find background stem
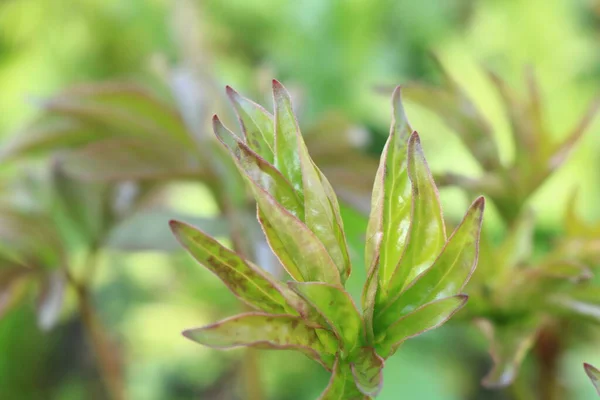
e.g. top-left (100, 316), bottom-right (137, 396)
top-left (76, 285), bottom-right (125, 400)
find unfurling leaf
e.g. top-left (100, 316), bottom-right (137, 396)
top-left (183, 312), bottom-right (337, 368)
top-left (177, 81), bottom-right (484, 399)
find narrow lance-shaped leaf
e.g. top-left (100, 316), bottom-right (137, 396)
top-left (273, 81), bottom-right (351, 282)
top-left (350, 347), bottom-right (384, 397)
top-left (289, 282), bottom-right (363, 354)
top-left (213, 117), bottom-right (304, 219)
top-left (213, 116), bottom-right (340, 284)
top-left (365, 87), bottom-right (413, 284)
top-left (183, 312), bottom-right (338, 369)
top-left (376, 295), bottom-right (468, 359)
top-left (363, 87), bottom-right (412, 342)
top-left (387, 132), bottom-right (446, 296)
top-left (226, 86), bottom-right (275, 163)
top-left (273, 80), bottom-right (304, 196)
top-left (376, 197), bottom-right (484, 329)
top-left (584, 363), bottom-right (600, 396)
top-left (170, 220), bottom-right (294, 314)
top-left (255, 194), bottom-right (341, 284)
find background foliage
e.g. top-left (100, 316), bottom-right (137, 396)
top-left (2, 0), bottom-right (600, 399)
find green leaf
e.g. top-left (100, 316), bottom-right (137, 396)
top-left (272, 81), bottom-right (351, 282)
top-left (350, 347), bottom-right (384, 397)
top-left (0, 118), bottom-right (105, 161)
top-left (226, 86), bottom-right (275, 163)
top-left (365, 86), bottom-right (413, 283)
top-left (170, 220), bottom-right (296, 314)
top-left (387, 132), bottom-right (446, 296)
top-left (477, 317), bottom-right (541, 388)
top-left (376, 197), bottom-right (484, 330)
top-left (376, 295), bottom-right (468, 359)
top-left (256, 203), bottom-right (341, 284)
top-left (319, 357), bottom-right (366, 400)
top-left (363, 87), bottom-right (412, 341)
top-left (43, 82), bottom-right (194, 147)
top-left (62, 137), bottom-right (203, 181)
top-left (273, 80), bottom-right (304, 196)
top-left (183, 312), bottom-right (337, 369)
top-left (288, 282), bottom-right (363, 354)
top-left (584, 363), bottom-right (600, 396)
top-left (213, 117), bottom-right (304, 219)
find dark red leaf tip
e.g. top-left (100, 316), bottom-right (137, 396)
top-left (272, 79), bottom-right (285, 91)
top-left (168, 219), bottom-right (182, 232)
top-left (408, 130), bottom-right (421, 146)
top-left (225, 85), bottom-right (238, 98)
top-left (473, 196), bottom-right (486, 210)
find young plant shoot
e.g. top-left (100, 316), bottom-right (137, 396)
top-left (170, 81), bottom-right (484, 399)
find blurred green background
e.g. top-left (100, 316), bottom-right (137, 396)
top-left (2, 0), bottom-right (600, 398)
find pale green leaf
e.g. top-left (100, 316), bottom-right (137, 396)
top-left (387, 132), bottom-right (446, 295)
top-left (584, 363), bottom-right (600, 396)
top-left (183, 312), bottom-right (337, 369)
top-left (213, 117), bottom-right (304, 219)
top-left (226, 86), bottom-right (275, 163)
top-left (376, 295), bottom-right (468, 359)
top-left (376, 197), bottom-right (484, 329)
top-left (272, 81), bottom-right (351, 282)
top-left (170, 220), bottom-right (296, 314)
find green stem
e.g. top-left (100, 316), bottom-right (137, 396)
top-left (66, 252), bottom-right (124, 400)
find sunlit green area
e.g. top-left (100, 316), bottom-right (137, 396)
top-left (2, 0), bottom-right (600, 399)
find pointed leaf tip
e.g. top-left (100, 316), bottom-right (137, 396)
top-left (168, 219), bottom-right (181, 232)
top-left (585, 363), bottom-right (600, 395)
